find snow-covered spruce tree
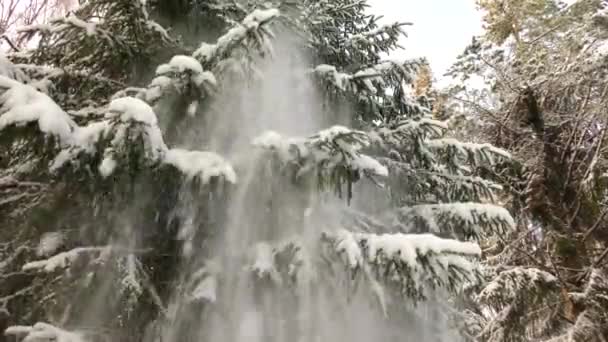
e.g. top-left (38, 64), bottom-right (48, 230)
top-left (447, 0), bottom-right (608, 341)
top-left (1, 1), bottom-right (512, 341)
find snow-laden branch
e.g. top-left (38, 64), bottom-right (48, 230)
top-left (253, 126), bottom-right (388, 179)
top-left (22, 246), bottom-right (109, 273)
top-left (477, 267), bottom-right (558, 309)
top-left (476, 267), bottom-right (560, 341)
top-left (193, 8), bottom-right (280, 67)
top-left (0, 78), bottom-right (236, 184)
top-left (18, 15), bottom-right (102, 37)
top-left (228, 229), bottom-right (480, 301)
top-left (16, 0), bottom-right (172, 45)
top-left (113, 55), bottom-right (217, 107)
top-left (391, 202), bottom-right (515, 239)
top-left (344, 22), bottom-right (410, 48)
top-left (164, 149), bottom-right (237, 184)
top-left (0, 75), bottom-right (76, 144)
top-left (369, 116), bottom-right (448, 146)
top-left (323, 229), bottom-right (482, 299)
top-left (427, 138), bottom-right (511, 164)
top-left (379, 159), bottom-right (503, 202)
top-left (313, 60), bottom-right (410, 94)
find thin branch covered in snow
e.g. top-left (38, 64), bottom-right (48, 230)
top-left (427, 138), bottom-right (511, 165)
top-left (193, 8), bottom-right (280, 67)
top-left (391, 202), bottom-right (515, 238)
top-left (323, 229), bottom-right (482, 300)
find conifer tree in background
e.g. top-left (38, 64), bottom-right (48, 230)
top-left (448, 0), bottom-right (608, 341)
top-left (1, 0), bottom-right (513, 341)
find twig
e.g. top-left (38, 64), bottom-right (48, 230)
top-left (583, 209), bottom-right (607, 241)
top-left (450, 96), bottom-right (521, 135)
top-left (1, 34), bottom-right (19, 51)
top-left (524, 23), bottom-right (565, 46)
top-left (594, 247), bottom-right (608, 267)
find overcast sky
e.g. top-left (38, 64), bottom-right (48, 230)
top-left (368, 0), bottom-right (484, 81)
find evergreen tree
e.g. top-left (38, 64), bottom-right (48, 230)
top-left (448, 0), bottom-right (608, 340)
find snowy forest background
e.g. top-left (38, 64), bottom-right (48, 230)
top-left (0, 0), bottom-right (607, 341)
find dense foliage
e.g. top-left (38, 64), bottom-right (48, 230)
top-left (447, 0), bottom-right (608, 340)
top-left (0, 1), bottom-right (522, 342)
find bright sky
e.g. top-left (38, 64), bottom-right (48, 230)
top-left (368, 0), bottom-right (484, 82)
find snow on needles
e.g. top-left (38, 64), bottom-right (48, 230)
top-left (0, 54), bottom-right (27, 82)
top-left (253, 127), bottom-right (388, 177)
top-left (108, 97), bottom-right (158, 125)
top-left (328, 229), bottom-right (481, 286)
top-left (151, 55), bottom-right (216, 103)
top-left (252, 130), bottom-right (305, 161)
top-left (96, 97), bottom-right (166, 177)
top-left (395, 202), bottom-right (516, 236)
top-left (427, 138), bottom-right (511, 160)
top-left (5, 323), bottom-right (84, 342)
top-left (157, 55), bottom-right (204, 75)
top-left (352, 154), bottom-right (388, 177)
top-left (104, 98), bottom-right (236, 184)
top-left (0, 76), bottom-right (75, 144)
top-left (477, 267), bottom-right (558, 306)
top-left (331, 229), bottom-right (481, 265)
top-left (164, 148), bottom-right (237, 184)
top-left (193, 8), bottom-right (280, 62)
top-left (363, 232), bottom-right (481, 261)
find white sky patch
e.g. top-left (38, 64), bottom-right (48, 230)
top-left (368, 0), bottom-right (483, 85)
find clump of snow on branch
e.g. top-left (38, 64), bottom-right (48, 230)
top-left (329, 229), bottom-right (481, 268)
top-left (5, 323), bottom-right (84, 342)
top-left (0, 76), bottom-right (75, 143)
top-left (164, 149), bottom-right (237, 184)
top-left (313, 64), bottom-right (352, 90)
top-left (157, 55), bottom-right (204, 75)
top-left (252, 131), bottom-right (304, 159)
top-left (23, 247), bottom-right (108, 273)
top-left (155, 55), bottom-right (216, 88)
top-left (96, 97), bottom-right (166, 177)
top-left (119, 54), bottom-right (217, 107)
